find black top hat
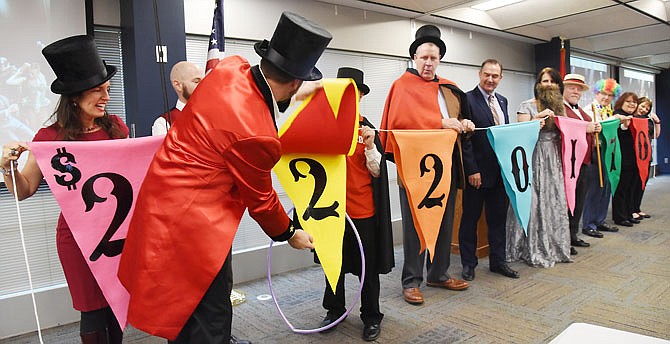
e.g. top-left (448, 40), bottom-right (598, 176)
top-left (255, 12), bottom-right (332, 81)
top-left (42, 35), bottom-right (116, 95)
top-left (409, 25), bottom-right (446, 60)
top-left (337, 67), bottom-right (369, 95)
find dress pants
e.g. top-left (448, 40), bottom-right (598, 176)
top-left (400, 174), bottom-right (457, 289)
top-left (458, 180), bottom-right (508, 268)
top-left (170, 252), bottom-right (233, 344)
top-left (630, 167), bottom-right (646, 214)
top-left (322, 217), bottom-right (383, 325)
top-left (582, 151), bottom-right (611, 230)
top-left (568, 164), bottom-right (589, 241)
top-left (612, 167), bottom-right (638, 223)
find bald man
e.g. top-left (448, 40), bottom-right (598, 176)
top-left (151, 61), bottom-right (204, 135)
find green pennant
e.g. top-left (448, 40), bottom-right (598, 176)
top-left (599, 118), bottom-right (622, 194)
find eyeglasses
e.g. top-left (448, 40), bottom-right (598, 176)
top-left (598, 92), bottom-right (614, 98)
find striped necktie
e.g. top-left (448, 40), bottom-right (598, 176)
top-left (488, 95), bottom-right (500, 125)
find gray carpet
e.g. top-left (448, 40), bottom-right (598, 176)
top-left (4, 176), bottom-right (669, 343)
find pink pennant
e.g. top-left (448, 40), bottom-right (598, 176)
top-left (28, 135), bottom-right (164, 329)
top-left (555, 117), bottom-right (589, 215)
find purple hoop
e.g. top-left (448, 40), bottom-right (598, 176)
top-left (266, 207), bottom-right (366, 334)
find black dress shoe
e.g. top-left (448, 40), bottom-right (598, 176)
top-left (230, 335), bottom-right (252, 344)
top-left (362, 323), bottom-right (381, 341)
top-left (596, 224), bottom-right (619, 232)
top-left (570, 247), bottom-right (578, 255)
top-left (571, 239), bottom-right (590, 247)
top-left (319, 314), bottom-right (341, 333)
top-left (628, 218), bottom-right (640, 224)
top-left (615, 220), bottom-right (634, 227)
top-left (462, 265), bottom-right (475, 281)
top-left (490, 263), bottom-right (519, 278)
top-left (582, 228), bottom-right (604, 238)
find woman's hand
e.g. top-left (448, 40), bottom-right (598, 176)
top-left (1, 142), bottom-right (29, 169)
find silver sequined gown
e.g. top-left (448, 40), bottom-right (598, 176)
top-left (505, 99), bottom-right (571, 268)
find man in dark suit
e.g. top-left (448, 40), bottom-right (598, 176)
top-left (458, 59), bottom-right (519, 281)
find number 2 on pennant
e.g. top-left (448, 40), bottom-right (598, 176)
top-left (288, 158), bottom-right (339, 221)
top-left (418, 153), bottom-right (445, 209)
top-left (81, 173), bottom-right (133, 262)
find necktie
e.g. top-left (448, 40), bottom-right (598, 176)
top-left (488, 95), bottom-right (500, 125)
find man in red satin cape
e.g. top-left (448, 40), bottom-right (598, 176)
top-left (119, 12), bottom-right (331, 344)
top-left (379, 24), bottom-right (474, 306)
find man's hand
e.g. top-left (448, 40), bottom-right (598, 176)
top-left (361, 126), bottom-right (376, 149)
top-left (442, 118), bottom-right (464, 132)
top-left (468, 173), bottom-right (482, 189)
top-left (586, 122), bottom-right (601, 133)
top-left (288, 230), bottom-right (314, 250)
top-left (460, 119), bottom-right (475, 133)
top-left (295, 80), bottom-right (323, 101)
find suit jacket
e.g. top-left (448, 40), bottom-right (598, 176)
top-left (463, 86), bottom-right (508, 188)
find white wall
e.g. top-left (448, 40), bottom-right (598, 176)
top-left (183, 0), bottom-right (535, 73)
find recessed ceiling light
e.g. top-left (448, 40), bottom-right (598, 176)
top-left (471, 0), bottom-right (523, 11)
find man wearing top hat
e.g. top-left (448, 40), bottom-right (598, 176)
top-left (562, 73), bottom-right (602, 250)
top-left (316, 67), bottom-right (393, 341)
top-left (379, 24), bottom-right (474, 305)
top-left (119, 12), bottom-right (332, 343)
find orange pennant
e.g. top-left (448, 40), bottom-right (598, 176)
top-left (389, 130), bottom-right (457, 261)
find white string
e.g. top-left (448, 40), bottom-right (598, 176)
top-left (9, 161), bottom-right (44, 344)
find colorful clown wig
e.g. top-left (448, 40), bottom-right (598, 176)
top-left (593, 78), bottom-right (622, 98)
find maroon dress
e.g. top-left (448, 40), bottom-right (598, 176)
top-left (32, 115), bottom-right (128, 312)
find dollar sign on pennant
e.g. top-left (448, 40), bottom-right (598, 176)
top-left (51, 147), bottom-right (82, 191)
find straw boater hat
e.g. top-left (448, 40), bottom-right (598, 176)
top-left (254, 11), bottom-right (332, 81)
top-left (563, 73), bottom-right (589, 91)
top-left (337, 67), bottom-right (369, 95)
top-left (409, 24), bottom-right (446, 60)
top-left (42, 35), bottom-right (116, 95)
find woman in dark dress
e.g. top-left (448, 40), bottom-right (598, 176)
top-left (611, 92), bottom-right (637, 227)
top-left (1, 35), bottom-right (128, 343)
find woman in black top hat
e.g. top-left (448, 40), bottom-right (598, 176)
top-left (1, 35), bottom-right (128, 343)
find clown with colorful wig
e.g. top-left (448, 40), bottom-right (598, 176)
top-left (581, 78), bottom-right (623, 236)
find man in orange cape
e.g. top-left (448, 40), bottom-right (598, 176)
top-left (379, 24), bottom-right (474, 306)
top-left (118, 12), bottom-right (331, 343)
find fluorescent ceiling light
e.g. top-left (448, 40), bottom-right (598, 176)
top-left (471, 0), bottom-right (523, 11)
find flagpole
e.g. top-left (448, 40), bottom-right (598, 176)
top-left (592, 103), bottom-right (604, 188)
top-left (151, 0), bottom-right (171, 126)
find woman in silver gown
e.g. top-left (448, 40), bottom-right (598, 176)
top-left (506, 67), bottom-right (572, 268)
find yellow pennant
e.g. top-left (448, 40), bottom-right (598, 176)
top-left (389, 130), bottom-right (457, 261)
top-left (274, 153), bottom-right (347, 292)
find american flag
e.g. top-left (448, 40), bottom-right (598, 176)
top-left (205, 0), bottom-right (224, 73)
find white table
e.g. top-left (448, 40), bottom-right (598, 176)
top-left (549, 323), bottom-right (669, 344)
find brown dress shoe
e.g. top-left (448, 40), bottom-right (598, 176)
top-left (426, 278), bottom-right (469, 291)
top-left (402, 287), bottom-right (424, 305)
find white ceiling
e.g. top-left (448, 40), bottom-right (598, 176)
top-left (316, 0), bottom-right (670, 70)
